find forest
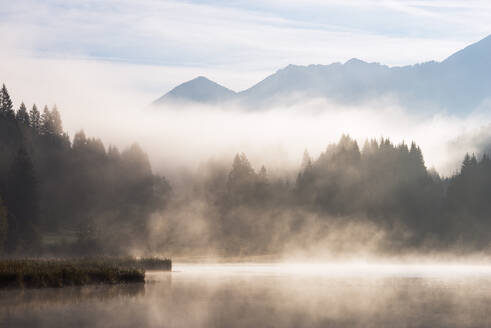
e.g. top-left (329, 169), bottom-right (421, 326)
top-left (1, 83), bottom-right (491, 257)
top-left (0, 84), bottom-right (171, 255)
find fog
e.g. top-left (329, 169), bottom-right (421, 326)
top-left (4, 4), bottom-right (491, 328)
top-left (4, 47), bottom-right (491, 261)
top-left (3, 49), bottom-right (491, 181)
top-left (4, 267), bottom-right (491, 328)
top-left (29, 90), bottom-right (491, 179)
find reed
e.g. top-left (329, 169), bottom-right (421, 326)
top-left (0, 257), bottom-right (171, 288)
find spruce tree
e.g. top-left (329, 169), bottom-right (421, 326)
top-left (0, 84), bottom-right (15, 119)
top-left (227, 153), bottom-right (256, 204)
top-left (29, 104), bottom-right (41, 131)
top-left (40, 105), bottom-right (52, 135)
top-left (73, 130), bottom-right (88, 149)
top-left (50, 105), bottom-right (63, 135)
top-left (409, 141), bottom-right (426, 173)
top-left (16, 102), bottom-right (30, 126)
top-left (461, 153), bottom-right (473, 174)
top-left (301, 149), bottom-right (312, 170)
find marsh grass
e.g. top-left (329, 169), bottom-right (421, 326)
top-left (0, 257), bottom-right (171, 288)
top-left (135, 257), bottom-right (172, 271)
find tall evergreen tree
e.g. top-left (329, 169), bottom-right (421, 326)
top-left (50, 105), bottom-right (63, 135)
top-left (301, 149), bottom-right (312, 170)
top-left (40, 105), bottom-right (52, 135)
top-left (0, 84), bottom-right (15, 119)
top-left (29, 104), bottom-right (41, 131)
top-left (461, 153), bottom-right (474, 173)
top-left (73, 130), bottom-right (88, 149)
top-left (226, 153), bottom-right (256, 204)
top-left (16, 102), bottom-right (30, 126)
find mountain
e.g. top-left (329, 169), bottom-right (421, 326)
top-left (154, 76), bottom-right (236, 105)
top-left (154, 35), bottom-right (491, 113)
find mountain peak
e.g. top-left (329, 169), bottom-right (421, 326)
top-left (154, 34), bottom-right (491, 113)
top-left (191, 76), bottom-right (212, 82)
top-left (443, 34), bottom-right (491, 65)
top-left (344, 58), bottom-right (366, 66)
top-left (153, 76), bottom-right (236, 105)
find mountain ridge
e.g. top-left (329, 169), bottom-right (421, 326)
top-left (154, 35), bottom-right (491, 113)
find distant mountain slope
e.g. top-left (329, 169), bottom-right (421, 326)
top-left (154, 76), bottom-right (236, 105)
top-left (154, 35), bottom-right (491, 113)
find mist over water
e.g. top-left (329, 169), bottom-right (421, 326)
top-left (3, 3), bottom-right (491, 327)
top-left (3, 264), bottom-right (491, 328)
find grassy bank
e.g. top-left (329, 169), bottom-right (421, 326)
top-left (134, 257), bottom-right (172, 271)
top-left (0, 257), bottom-right (171, 288)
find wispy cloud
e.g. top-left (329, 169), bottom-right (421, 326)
top-left (1, 0), bottom-right (488, 75)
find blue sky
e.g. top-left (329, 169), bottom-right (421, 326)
top-left (1, 0), bottom-right (490, 91)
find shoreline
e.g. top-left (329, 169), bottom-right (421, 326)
top-left (0, 258), bottom-right (171, 289)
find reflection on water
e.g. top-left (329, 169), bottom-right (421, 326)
top-left (2, 263), bottom-right (491, 327)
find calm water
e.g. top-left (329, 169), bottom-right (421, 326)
top-left (2, 263), bottom-right (491, 328)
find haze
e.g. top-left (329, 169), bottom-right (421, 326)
top-left (2, 3), bottom-right (491, 327)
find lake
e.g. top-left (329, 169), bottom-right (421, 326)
top-left (2, 263), bottom-right (491, 327)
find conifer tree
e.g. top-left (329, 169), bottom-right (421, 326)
top-left (40, 105), bottom-right (52, 135)
top-left (16, 102), bottom-right (30, 126)
top-left (258, 165), bottom-right (268, 181)
top-left (461, 153), bottom-right (473, 173)
top-left (29, 104), bottom-right (41, 131)
top-left (50, 105), bottom-right (63, 135)
top-left (0, 84), bottom-right (15, 119)
top-left (256, 165), bottom-right (271, 202)
top-left (107, 145), bottom-right (121, 160)
top-left (301, 149), bottom-right (312, 170)
top-left (227, 153), bottom-right (256, 204)
top-left (73, 130), bottom-right (88, 149)
top-left (409, 141), bottom-right (426, 173)
top-left (470, 153), bottom-right (478, 166)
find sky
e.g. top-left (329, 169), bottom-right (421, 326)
top-left (1, 0), bottom-right (490, 94)
top-left (1, 0), bottom-right (491, 176)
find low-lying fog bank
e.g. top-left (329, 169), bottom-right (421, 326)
top-left (2, 83), bottom-right (491, 260)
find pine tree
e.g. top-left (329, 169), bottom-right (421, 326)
top-left (461, 153), bottom-right (473, 174)
top-left (301, 149), bottom-right (312, 170)
top-left (73, 130), bottom-right (88, 149)
top-left (16, 102), bottom-right (30, 126)
top-left (50, 105), bottom-right (63, 135)
top-left (107, 145), bottom-right (121, 160)
top-left (226, 153), bottom-right (256, 204)
top-left (29, 104), bottom-right (41, 131)
top-left (0, 84), bottom-right (15, 119)
top-left (258, 165), bottom-right (268, 181)
top-left (255, 165), bottom-right (271, 202)
top-left (40, 105), bottom-right (52, 135)
top-left (229, 153), bottom-right (255, 184)
top-left (409, 141), bottom-right (426, 173)
top-left (470, 153), bottom-right (478, 166)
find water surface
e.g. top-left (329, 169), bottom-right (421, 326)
top-left (2, 263), bottom-right (491, 327)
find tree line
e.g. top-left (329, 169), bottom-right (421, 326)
top-left (2, 83), bottom-right (491, 257)
top-left (0, 84), bottom-right (171, 255)
top-left (193, 138), bottom-right (491, 255)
